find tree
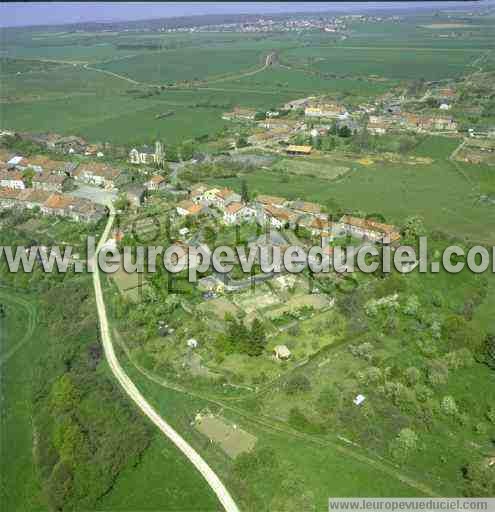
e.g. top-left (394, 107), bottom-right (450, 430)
top-left (241, 179), bottom-right (249, 203)
top-left (463, 461), bottom-right (495, 497)
top-left (180, 141), bottom-right (194, 161)
top-left (401, 215), bottom-right (426, 243)
top-left (236, 135), bottom-right (248, 148)
top-left (166, 145), bottom-right (179, 162)
top-left (483, 333), bottom-right (495, 369)
top-left (389, 428), bottom-right (419, 461)
top-left (51, 374), bottom-right (80, 413)
top-left (441, 395), bottom-right (458, 416)
top-left (249, 318), bottom-right (267, 356)
top-left (338, 125), bottom-right (352, 138)
top-left (22, 168), bottom-right (35, 187)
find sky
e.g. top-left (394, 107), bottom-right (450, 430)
top-left (0, 1), bottom-right (489, 28)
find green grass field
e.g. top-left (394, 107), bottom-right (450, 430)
top-left (280, 46), bottom-right (482, 80)
top-left (0, 290), bottom-right (44, 511)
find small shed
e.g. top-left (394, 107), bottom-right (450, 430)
top-left (353, 394), bottom-right (366, 406)
top-left (273, 345), bottom-right (291, 360)
top-left (187, 338), bottom-right (199, 349)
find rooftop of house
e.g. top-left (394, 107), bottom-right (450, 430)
top-left (264, 204), bottom-right (291, 221)
top-left (149, 175), bottom-right (166, 184)
top-left (25, 156), bottom-right (66, 171)
top-left (256, 194), bottom-right (287, 206)
top-left (33, 173), bottom-right (66, 184)
top-left (341, 215), bottom-right (400, 239)
top-left (0, 188), bottom-right (22, 199)
top-left (0, 170), bottom-right (24, 181)
top-left (225, 202), bottom-right (244, 215)
top-left (76, 163), bottom-right (120, 179)
top-left (44, 193), bottom-right (74, 209)
top-left (286, 144), bottom-right (312, 154)
top-left (291, 200), bottom-right (321, 214)
top-left (17, 189), bottom-right (52, 204)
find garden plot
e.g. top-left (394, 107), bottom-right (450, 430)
top-left (195, 414), bottom-right (257, 459)
top-left (197, 297), bottom-right (239, 320)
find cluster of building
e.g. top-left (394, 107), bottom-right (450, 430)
top-left (176, 183), bottom-right (401, 244)
top-left (0, 188), bottom-right (105, 223)
top-left (0, 150), bottom-right (121, 223)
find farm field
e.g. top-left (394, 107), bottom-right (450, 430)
top-left (210, 154), bottom-right (495, 244)
top-left (213, 67), bottom-right (394, 97)
top-left (280, 46), bottom-right (483, 80)
top-left (95, 47), bottom-right (266, 84)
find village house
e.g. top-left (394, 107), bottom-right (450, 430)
top-left (189, 183), bottom-right (209, 203)
top-left (273, 344), bottom-right (291, 360)
top-left (6, 155), bottom-right (29, 171)
top-left (32, 173), bottom-right (67, 193)
top-left (199, 187), bottom-right (241, 209)
top-left (176, 199), bottom-right (208, 217)
top-left (0, 188), bottom-right (22, 209)
top-left (223, 202), bottom-right (256, 225)
top-left (432, 117), bottom-right (457, 131)
top-left (16, 189), bottom-right (52, 210)
top-left (340, 215), bottom-right (401, 243)
top-left (145, 175), bottom-right (167, 191)
top-left (367, 120), bottom-right (388, 135)
top-left (71, 198), bottom-right (106, 223)
top-left (42, 193), bottom-right (74, 217)
top-left (0, 170), bottom-right (25, 190)
top-left (74, 163), bottom-right (120, 190)
top-left (289, 200), bottom-right (321, 217)
top-left (304, 103), bottom-right (345, 119)
top-left (309, 217), bottom-right (335, 237)
top-left (283, 97), bottom-right (315, 111)
top-left (285, 145), bottom-right (312, 156)
top-left (255, 194), bottom-right (287, 209)
top-left (262, 204), bottom-right (291, 229)
top-left (53, 136), bottom-right (88, 155)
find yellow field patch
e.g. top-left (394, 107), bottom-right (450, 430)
top-left (195, 414), bottom-right (257, 458)
top-left (357, 157), bottom-right (374, 166)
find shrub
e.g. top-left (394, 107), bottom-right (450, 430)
top-left (286, 374), bottom-right (311, 395)
top-left (441, 395), bottom-right (458, 416)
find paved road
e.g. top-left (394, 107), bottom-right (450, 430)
top-left (92, 206), bottom-right (240, 512)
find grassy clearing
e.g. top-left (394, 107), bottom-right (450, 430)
top-left (0, 290), bottom-right (45, 511)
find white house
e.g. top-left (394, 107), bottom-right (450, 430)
top-left (353, 394), bottom-right (366, 406)
top-left (223, 202), bottom-right (256, 225)
top-left (187, 338), bottom-right (199, 349)
top-left (439, 103), bottom-right (451, 111)
top-left (273, 345), bottom-right (291, 360)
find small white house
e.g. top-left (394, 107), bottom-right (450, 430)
top-left (187, 338), bottom-right (198, 349)
top-left (439, 103), bottom-right (451, 111)
top-left (273, 345), bottom-right (291, 360)
top-left (353, 394), bottom-right (366, 406)
top-left (223, 202), bottom-right (256, 225)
